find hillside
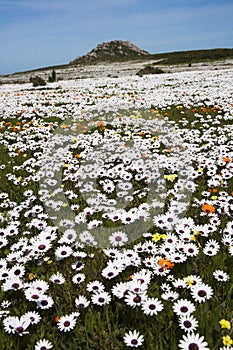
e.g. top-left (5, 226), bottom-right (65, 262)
top-left (150, 48), bottom-right (233, 66)
top-left (0, 41), bottom-right (233, 84)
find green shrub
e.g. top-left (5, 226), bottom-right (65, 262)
top-left (30, 75), bottom-right (46, 87)
top-left (48, 69), bottom-right (56, 82)
top-left (136, 65), bottom-right (165, 77)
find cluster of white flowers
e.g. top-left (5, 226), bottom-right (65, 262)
top-left (0, 68), bottom-right (232, 349)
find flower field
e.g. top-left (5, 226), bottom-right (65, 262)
top-left (0, 68), bottom-right (233, 350)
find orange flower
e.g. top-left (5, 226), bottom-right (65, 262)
top-left (201, 107), bottom-right (207, 113)
top-left (158, 258), bottom-right (175, 270)
top-left (74, 154), bottom-right (81, 159)
top-left (208, 188), bottom-right (218, 193)
top-left (222, 157), bottom-right (231, 163)
top-left (202, 203), bottom-right (215, 214)
top-left (12, 126), bottom-right (20, 132)
top-left (96, 121), bottom-right (105, 127)
top-left (55, 316), bottom-right (60, 323)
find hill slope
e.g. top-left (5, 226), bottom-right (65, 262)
top-left (0, 42), bottom-right (233, 84)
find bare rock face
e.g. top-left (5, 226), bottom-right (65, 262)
top-left (70, 40), bottom-right (150, 64)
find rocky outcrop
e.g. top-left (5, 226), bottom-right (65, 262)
top-left (70, 40), bottom-right (150, 64)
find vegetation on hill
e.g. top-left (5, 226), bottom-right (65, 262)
top-left (150, 48), bottom-right (233, 66)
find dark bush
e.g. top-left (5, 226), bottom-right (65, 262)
top-left (48, 69), bottom-right (56, 82)
top-left (30, 76), bottom-right (46, 87)
top-left (136, 65), bottom-right (165, 77)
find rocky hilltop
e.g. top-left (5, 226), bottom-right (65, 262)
top-left (70, 40), bottom-right (150, 64)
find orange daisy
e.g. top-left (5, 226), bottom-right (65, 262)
top-left (202, 203), bottom-right (215, 214)
top-left (222, 157), bottom-right (231, 163)
top-left (158, 258), bottom-right (175, 270)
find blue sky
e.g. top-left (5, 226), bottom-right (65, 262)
top-left (1, 0), bottom-right (232, 74)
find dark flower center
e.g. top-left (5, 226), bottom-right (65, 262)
top-left (32, 294), bottom-right (40, 299)
top-left (188, 343), bottom-right (199, 350)
top-left (184, 320), bottom-right (192, 328)
top-left (131, 339), bottom-right (138, 345)
top-left (198, 290), bottom-right (206, 297)
top-left (64, 321), bottom-right (70, 327)
top-left (133, 296), bottom-right (141, 303)
top-left (16, 326), bottom-right (24, 333)
top-left (180, 306), bottom-right (188, 313)
top-left (98, 297), bottom-right (105, 303)
top-left (75, 262), bottom-right (82, 268)
top-left (38, 244), bottom-right (46, 250)
top-left (149, 304), bottom-right (156, 310)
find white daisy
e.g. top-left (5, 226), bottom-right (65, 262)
top-left (22, 311), bottom-right (41, 325)
top-left (91, 291), bottom-right (111, 306)
top-left (72, 273), bottom-right (85, 284)
top-left (213, 270), bottom-right (230, 282)
top-left (179, 314), bottom-right (198, 333)
top-left (178, 332), bottom-right (209, 350)
top-left (190, 284), bottom-right (213, 303)
top-left (87, 280), bottom-right (105, 293)
top-left (141, 297), bottom-right (164, 316)
top-left (173, 299), bottom-right (196, 316)
top-left (109, 231), bottom-right (128, 246)
top-left (123, 330), bottom-right (144, 348)
top-left (34, 338), bottom-right (53, 350)
top-left (75, 295), bottom-right (90, 308)
top-left (49, 272), bottom-right (65, 284)
top-left (57, 314), bottom-right (78, 332)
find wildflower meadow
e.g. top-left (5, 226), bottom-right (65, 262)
top-left (0, 68), bottom-right (233, 350)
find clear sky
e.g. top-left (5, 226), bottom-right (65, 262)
top-left (1, 0), bottom-right (232, 74)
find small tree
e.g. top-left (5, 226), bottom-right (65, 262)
top-left (48, 69), bottom-right (56, 82)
